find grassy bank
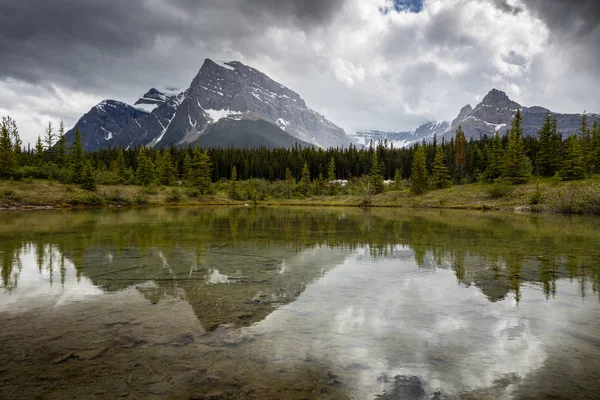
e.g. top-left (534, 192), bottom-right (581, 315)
top-left (1, 178), bottom-right (600, 214)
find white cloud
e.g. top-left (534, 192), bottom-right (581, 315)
top-left (0, 0), bottom-right (598, 145)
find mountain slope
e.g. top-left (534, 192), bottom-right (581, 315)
top-left (351, 89), bottom-right (599, 148)
top-left (198, 119), bottom-right (313, 149)
top-left (66, 59), bottom-right (353, 150)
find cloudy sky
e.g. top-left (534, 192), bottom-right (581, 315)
top-left (1, 0), bottom-right (599, 144)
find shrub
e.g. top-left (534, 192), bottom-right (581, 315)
top-left (165, 188), bottom-right (183, 203)
top-left (67, 193), bottom-right (104, 206)
top-left (140, 185), bottom-right (159, 195)
top-left (543, 184), bottom-right (600, 214)
top-left (104, 189), bottom-right (130, 205)
top-left (486, 181), bottom-right (515, 199)
top-left (134, 194), bottom-right (150, 205)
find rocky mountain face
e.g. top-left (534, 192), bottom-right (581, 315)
top-left (350, 89), bottom-right (599, 148)
top-left (65, 59), bottom-right (353, 150)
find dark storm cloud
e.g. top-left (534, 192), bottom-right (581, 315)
top-left (0, 0), bottom-right (345, 89)
top-left (521, 0), bottom-right (600, 37)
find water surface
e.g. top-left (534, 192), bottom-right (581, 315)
top-left (1, 207), bottom-right (599, 399)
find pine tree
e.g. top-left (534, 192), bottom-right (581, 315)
top-left (328, 158), bottom-right (336, 180)
top-left (502, 109), bottom-right (531, 184)
top-left (55, 120), bottom-right (66, 168)
top-left (183, 152), bottom-right (193, 184)
top-left (0, 120), bottom-right (15, 177)
top-left (393, 168), bottom-right (403, 190)
top-left (228, 166), bottom-right (239, 200)
top-left (191, 146), bottom-right (212, 194)
top-left (298, 161), bottom-right (311, 196)
top-left (156, 150), bottom-right (175, 186)
top-left (69, 127), bottom-right (85, 182)
top-left (284, 167), bottom-right (294, 199)
top-left (81, 160), bottom-right (97, 191)
top-left (43, 121), bottom-right (55, 163)
top-left (431, 146), bottom-right (452, 189)
top-left (135, 147), bottom-right (156, 186)
top-left (115, 147), bottom-right (126, 182)
top-left (411, 144), bottom-right (428, 195)
top-left (578, 112), bottom-right (593, 174)
top-left (484, 132), bottom-right (504, 181)
top-left (368, 151), bottom-right (384, 194)
top-left (455, 126), bottom-right (467, 182)
top-left (559, 135), bottom-right (585, 181)
top-left (592, 120), bottom-right (600, 173)
top-left (536, 113), bottom-right (555, 176)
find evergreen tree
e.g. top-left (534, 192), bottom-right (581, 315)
top-left (35, 135), bottom-right (45, 162)
top-left (80, 160), bottom-right (97, 191)
top-left (559, 135), bottom-right (586, 181)
top-left (229, 166), bottom-right (239, 200)
top-left (69, 127), bottom-right (85, 182)
top-left (298, 161), bottom-right (311, 196)
top-left (284, 167), bottom-right (294, 199)
top-left (430, 146), bottom-right (452, 189)
top-left (502, 109), bottom-right (531, 184)
top-left (135, 147), bottom-right (156, 186)
top-left (411, 144), bottom-right (428, 195)
top-left (43, 121), bottom-right (55, 163)
top-left (0, 120), bottom-right (15, 177)
top-left (156, 150), bottom-right (175, 186)
top-left (536, 113), bottom-right (557, 176)
top-left (328, 158), bottom-right (336, 180)
top-left (368, 151), bottom-right (384, 194)
top-left (592, 121), bottom-right (600, 173)
top-left (393, 168), bottom-right (403, 190)
top-left (455, 126), bottom-right (467, 182)
top-left (115, 147), bottom-right (126, 182)
top-left (578, 112), bottom-right (593, 173)
top-left (484, 132), bottom-right (504, 181)
top-left (191, 146), bottom-right (212, 194)
top-left (183, 152), bottom-right (193, 184)
top-left (56, 120), bottom-right (66, 168)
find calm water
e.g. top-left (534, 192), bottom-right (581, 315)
top-left (0, 207), bottom-right (599, 400)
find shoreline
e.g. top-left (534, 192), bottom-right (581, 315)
top-left (1, 178), bottom-right (599, 214)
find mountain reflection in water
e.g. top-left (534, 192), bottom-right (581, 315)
top-left (0, 207), bottom-right (599, 399)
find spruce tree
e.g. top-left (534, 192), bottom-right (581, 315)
top-left (368, 151), bottom-right (384, 194)
top-left (183, 152), bottom-right (193, 184)
top-left (502, 109), bottom-right (531, 184)
top-left (455, 126), bottom-right (467, 182)
top-left (592, 121), bottom-right (600, 173)
top-left (56, 120), bottom-right (66, 168)
top-left (393, 168), bottom-right (403, 190)
top-left (156, 150), bottom-right (175, 186)
top-left (229, 166), bottom-right (239, 200)
top-left (559, 135), bottom-right (585, 181)
top-left (135, 147), bottom-right (156, 186)
top-left (69, 127), bottom-right (85, 182)
top-left (484, 132), bottom-right (504, 182)
top-left (299, 161), bottom-right (311, 196)
top-left (411, 144), bottom-right (428, 195)
top-left (0, 121), bottom-right (15, 177)
top-left (430, 146), bottom-right (452, 189)
top-left (35, 135), bottom-right (45, 164)
top-left (81, 160), bottom-right (97, 191)
top-left (115, 147), bottom-right (126, 182)
top-left (536, 113), bottom-right (555, 176)
top-left (43, 121), bottom-right (55, 163)
top-left (284, 167), bottom-right (294, 199)
top-left (191, 146), bottom-right (212, 194)
top-left (578, 112), bottom-right (594, 174)
top-left (328, 158), bottom-right (336, 180)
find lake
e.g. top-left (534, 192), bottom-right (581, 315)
top-left (0, 207), bottom-right (599, 399)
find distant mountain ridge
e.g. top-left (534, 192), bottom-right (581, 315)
top-left (65, 59), bottom-right (353, 150)
top-left (350, 89), bottom-right (599, 148)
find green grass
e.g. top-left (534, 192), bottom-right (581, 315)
top-left (1, 177), bottom-right (600, 214)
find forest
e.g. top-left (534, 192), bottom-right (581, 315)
top-left (1, 110), bottom-right (599, 204)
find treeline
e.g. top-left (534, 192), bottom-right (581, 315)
top-left (1, 111), bottom-right (600, 197)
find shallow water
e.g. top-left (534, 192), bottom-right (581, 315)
top-left (0, 207), bottom-right (599, 399)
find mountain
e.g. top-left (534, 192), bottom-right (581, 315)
top-left (65, 59), bottom-right (353, 150)
top-left (198, 119), bottom-right (313, 149)
top-left (350, 89), bottom-right (599, 148)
